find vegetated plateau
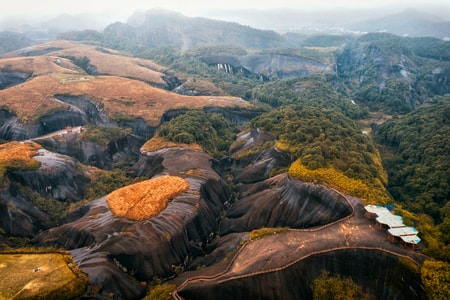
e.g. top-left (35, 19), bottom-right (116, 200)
top-left (0, 8), bottom-right (449, 300)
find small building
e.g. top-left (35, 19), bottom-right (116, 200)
top-left (387, 226), bottom-right (420, 249)
top-left (399, 235), bottom-right (421, 249)
top-left (364, 205), bottom-right (390, 219)
top-left (364, 204), bottom-right (421, 249)
top-left (376, 214), bottom-right (404, 230)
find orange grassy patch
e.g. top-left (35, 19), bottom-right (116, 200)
top-left (0, 142), bottom-right (41, 181)
top-left (141, 136), bottom-right (203, 153)
top-left (0, 73), bottom-right (248, 124)
top-left (52, 43), bottom-right (166, 85)
top-left (0, 56), bottom-right (80, 75)
top-left (106, 175), bottom-right (189, 220)
top-left (0, 141), bottom-right (40, 164)
top-left (4, 40), bottom-right (166, 85)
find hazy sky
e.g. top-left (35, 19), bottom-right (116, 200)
top-left (2, 0), bottom-right (449, 20)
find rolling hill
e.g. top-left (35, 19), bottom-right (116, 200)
top-left (0, 40), bottom-right (248, 127)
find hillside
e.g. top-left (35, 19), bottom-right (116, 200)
top-left (0, 12), bottom-right (449, 300)
top-left (352, 9), bottom-right (450, 39)
top-left (375, 96), bottom-right (450, 261)
top-left (0, 40), bottom-right (248, 128)
top-left (3, 40), bottom-right (166, 85)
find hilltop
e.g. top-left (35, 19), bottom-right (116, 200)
top-left (0, 40), bottom-right (248, 141)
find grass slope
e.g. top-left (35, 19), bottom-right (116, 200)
top-left (0, 73), bottom-right (247, 125)
top-left (3, 40), bottom-right (166, 85)
top-left (0, 252), bottom-right (87, 299)
top-left (0, 41), bottom-right (249, 125)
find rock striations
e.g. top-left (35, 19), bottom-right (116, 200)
top-left (33, 147), bottom-right (231, 299)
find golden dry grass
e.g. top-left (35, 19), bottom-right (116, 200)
top-left (141, 136), bottom-right (203, 153)
top-left (0, 142), bottom-right (41, 183)
top-left (0, 141), bottom-right (40, 164)
top-left (0, 253), bottom-right (84, 299)
top-left (0, 72), bottom-right (247, 124)
top-left (52, 42), bottom-right (166, 85)
top-left (0, 55), bottom-right (80, 75)
top-left (106, 175), bottom-right (189, 220)
top-left (4, 40), bottom-right (166, 85)
top-left (0, 40), bottom-right (249, 125)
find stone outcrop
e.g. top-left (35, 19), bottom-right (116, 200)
top-left (176, 248), bottom-right (427, 300)
top-left (33, 147), bottom-right (231, 299)
top-left (199, 53), bottom-right (330, 79)
top-left (36, 131), bottom-right (145, 170)
top-left (161, 107), bottom-right (264, 127)
top-left (228, 128), bottom-right (291, 183)
top-left (0, 148), bottom-right (89, 237)
top-left (0, 189), bottom-right (55, 237)
top-left (9, 148), bottom-right (90, 202)
top-left (0, 110), bottom-right (86, 141)
top-left (0, 70), bottom-right (32, 89)
top-left (220, 173), bottom-right (352, 234)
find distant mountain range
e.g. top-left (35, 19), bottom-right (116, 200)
top-left (351, 9), bottom-right (450, 38)
top-left (1, 7), bottom-right (449, 42)
top-left (205, 7), bottom-right (450, 38)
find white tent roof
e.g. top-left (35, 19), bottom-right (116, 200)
top-left (364, 204), bottom-right (391, 216)
top-left (376, 214), bottom-right (404, 228)
top-left (400, 235), bottom-right (421, 245)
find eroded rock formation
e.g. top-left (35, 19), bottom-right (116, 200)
top-left (33, 147), bottom-right (231, 299)
top-left (176, 249), bottom-right (427, 300)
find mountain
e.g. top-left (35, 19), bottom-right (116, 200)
top-left (0, 31), bottom-right (32, 57)
top-left (0, 11), bottom-right (450, 299)
top-left (100, 9), bottom-right (283, 51)
top-left (352, 9), bottom-right (450, 38)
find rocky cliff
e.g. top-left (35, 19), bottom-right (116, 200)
top-left (177, 249), bottom-right (427, 300)
top-left (0, 148), bottom-right (90, 238)
top-left (199, 52), bottom-right (330, 79)
top-left (33, 147), bottom-right (231, 299)
top-left (0, 70), bottom-right (32, 89)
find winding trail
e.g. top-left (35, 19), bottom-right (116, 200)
top-left (172, 190), bottom-right (427, 299)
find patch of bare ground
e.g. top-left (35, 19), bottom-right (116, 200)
top-left (106, 175), bottom-right (190, 220)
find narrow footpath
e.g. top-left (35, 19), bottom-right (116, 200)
top-left (172, 192), bottom-right (427, 299)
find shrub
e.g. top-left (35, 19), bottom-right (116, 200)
top-left (312, 271), bottom-right (371, 300)
top-left (421, 260), bottom-right (450, 300)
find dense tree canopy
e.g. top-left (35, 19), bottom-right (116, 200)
top-left (375, 97), bottom-right (450, 261)
top-left (375, 98), bottom-right (450, 219)
top-left (251, 74), bottom-right (368, 119)
top-left (250, 106), bottom-right (385, 184)
top-left (157, 110), bottom-right (237, 158)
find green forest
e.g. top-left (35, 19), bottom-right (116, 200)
top-left (375, 96), bottom-right (450, 261)
top-left (156, 110), bottom-right (237, 158)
